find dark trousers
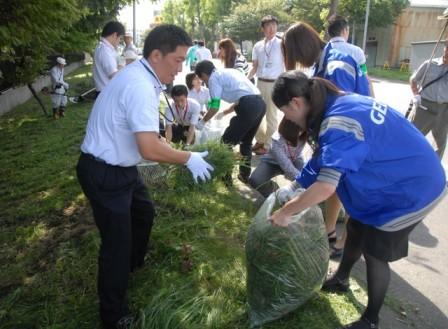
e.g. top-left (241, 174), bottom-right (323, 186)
top-left (171, 124), bottom-right (190, 144)
top-left (76, 153), bottom-right (155, 326)
top-left (221, 95), bottom-right (266, 178)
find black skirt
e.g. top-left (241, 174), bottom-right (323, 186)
top-left (347, 217), bottom-right (420, 262)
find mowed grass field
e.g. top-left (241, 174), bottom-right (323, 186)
top-left (0, 65), bottom-right (368, 329)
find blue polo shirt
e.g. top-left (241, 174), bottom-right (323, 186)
top-left (313, 43), bottom-right (370, 96)
top-left (298, 94), bottom-right (446, 231)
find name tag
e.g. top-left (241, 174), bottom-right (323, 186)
top-left (265, 62), bottom-right (273, 69)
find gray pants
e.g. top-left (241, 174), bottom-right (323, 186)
top-left (412, 98), bottom-right (448, 158)
top-left (248, 161), bottom-right (284, 198)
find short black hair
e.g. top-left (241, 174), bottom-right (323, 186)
top-left (143, 24), bottom-right (192, 58)
top-left (195, 60), bottom-right (215, 77)
top-left (261, 15), bottom-right (278, 28)
top-left (185, 72), bottom-right (197, 90)
top-left (327, 15), bottom-right (349, 38)
top-left (101, 21), bottom-right (125, 38)
top-left (198, 40), bottom-right (205, 47)
top-left (171, 84), bottom-right (188, 97)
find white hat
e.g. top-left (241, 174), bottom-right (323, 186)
top-left (56, 57), bottom-right (66, 65)
top-left (124, 32), bottom-right (133, 37)
top-left (124, 50), bottom-right (138, 60)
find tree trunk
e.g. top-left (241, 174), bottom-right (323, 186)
top-left (27, 83), bottom-right (48, 116)
top-left (328, 0), bottom-right (339, 19)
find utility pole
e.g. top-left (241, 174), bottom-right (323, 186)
top-left (133, 0), bottom-right (136, 41)
top-left (362, 0), bottom-right (371, 51)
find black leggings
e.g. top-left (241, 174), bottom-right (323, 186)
top-left (334, 222), bottom-right (390, 324)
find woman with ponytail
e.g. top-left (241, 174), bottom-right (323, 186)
top-left (270, 70), bottom-right (446, 329)
top-left (282, 21), bottom-right (372, 256)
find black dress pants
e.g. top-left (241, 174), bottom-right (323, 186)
top-left (76, 153), bottom-right (155, 326)
top-left (221, 95), bottom-right (266, 179)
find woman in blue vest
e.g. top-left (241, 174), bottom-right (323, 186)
top-left (270, 70), bottom-right (446, 329)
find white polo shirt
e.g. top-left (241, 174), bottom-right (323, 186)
top-left (93, 38), bottom-right (119, 92)
top-left (165, 98), bottom-right (201, 126)
top-left (252, 36), bottom-right (285, 80)
top-left (81, 59), bottom-right (163, 167)
top-left (329, 37), bottom-right (366, 66)
top-left (208, 69), bottom-right (260, 104)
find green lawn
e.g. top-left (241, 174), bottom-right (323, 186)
top-left (368, 67), bottom-right (411, 83)
top-left (0, 65), bottom-right (367, 329)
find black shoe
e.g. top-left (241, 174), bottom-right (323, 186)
top-left (321, 274), bottom-right (350, 293)
top-left (237, 174), bottom-right (249, 184)
top-left (341, 316), bottom-right (379, 329)
top-left (116, 315), bottom-right (134, 329)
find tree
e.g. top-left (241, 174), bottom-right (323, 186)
top-left (161, 0), bottom-right (235, 47)
top-left (0, 0), bottom-right (132, 115)
top-left (222, 0), bottom-right (294, 44)
top-left (286, 0), bottom-right (409, 36)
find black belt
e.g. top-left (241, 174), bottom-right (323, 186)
top-left (258, 77), bottom-right (276, 83)
top-left (82, 152), bottom-right (106, 163)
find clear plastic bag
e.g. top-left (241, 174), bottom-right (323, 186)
top-left (194, 118), bottom-right (227, 145)
top-left (245, 191), bottom-right (330, 328)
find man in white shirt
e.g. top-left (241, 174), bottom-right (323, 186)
top-left (195, 60), bottom-right (266, 183)
top-left (164, 84), bottom-right (201, 146)
top-left (77, 25), bottom-right (213, 329)
top-left (50, 57), bottom-right (69, 118)
top-left (248, 15), bottom-right (285, 155)
top-left (93, 21), bottom-right (125, 97)
top-left (123, 32), bottom-right (138, 55)
top-left (195, 40), bottom-right (213, 62)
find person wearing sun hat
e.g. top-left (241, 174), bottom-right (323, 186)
top-left (50, 57), bottom-right (69, 118)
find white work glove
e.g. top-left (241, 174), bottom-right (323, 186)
top-left (412, 94), bottom-right (421, 105)
top-left (186, 151), bottom-right (214, 183)
top-left (196, 120), bottom-right (206, 131)
top-left (215, 112), bottom-right (225, 120)
top-left (275, 181), bottom-right (300, 205)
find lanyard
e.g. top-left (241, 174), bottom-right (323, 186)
top-left (139, 59), bottom-right (176, 124)
top-left (175, 101), bottom-right (189, 124)
top-left (264, 38), bottom-right (276, 60)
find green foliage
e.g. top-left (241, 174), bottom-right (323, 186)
top-left (338, 0), bottom-right (409, 29)
top-left (0, 0), bottom-right (132, 87)
top-left (161, 0), bottom-right (234, 47)
top-left (285, 0), bottom-right (409, 34)
top-left (167, 141), bottom-right (236, 191)
top-left (221, 0), bottom-right (295, 43)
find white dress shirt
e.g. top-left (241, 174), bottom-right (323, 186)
top-left (93, 38), bottom-right (119, 91)
top-left (252, 36), bottom-right (285, 80)
top-left (81, 59), bottom-right (163, 167)
top-left (165, 98), bottom-right (201, 126)
top-left (208, 69), bottom-right (260, 104)
top-left (188, 86), bottom-right (210, 111)
top-left (195, 47), bottom-right (213, 62)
